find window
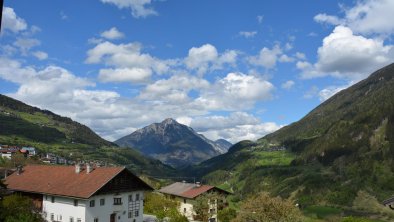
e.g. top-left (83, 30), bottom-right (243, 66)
top-left (128, 194), bottom-right (133, 202)
top-left (50, 213), bottom-right (54, 221)
top-left (59, 215), bottom-right (62, 221)
top-left (184, 208), bottom-right (186, 213)
top-left (94, 218), bottom-right (98, 222)
top-left (135, 193), bottom-right (140, 201)
top-left (77, 219), bottom-right (81, 222)
top-left (70, 217), bottom-right (74, 222)
top-left (128, 211), bottom-right (132, 218)
top-left (90, 200), bottom-right (95, 207)
top-left (114, 197), bottom-right (122, 205)
top-left (74, 199), bottom-right (78, 206)
top-left (183, 198), bottom-right (186, 204)
top-left (100, 198), bottom-right (105, 206)
top-left (51, 196), bottom-right (55, 203)
top-left (134, 210), bottom-right (139, 217)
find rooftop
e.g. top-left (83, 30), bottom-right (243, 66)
top-left (159, 182), bottom-right (230, 199)
top-left (5, 164), bottom-right (151, 199)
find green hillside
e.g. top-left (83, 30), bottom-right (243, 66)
top-left (189, 64), bottom-right (394, 221)
top-left (0, 94), bottom-right (175, 176)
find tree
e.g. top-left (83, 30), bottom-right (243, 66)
top-left (218, 207), bottom-right (237, 222)
top-left (232, 192), bottom-right (303, 222)
top-left (194, 192), bottom-right (227, 221)
top-left (0, 194), bottom-right (44, 222)
top-left (144, 192), bottom-right (187, 222)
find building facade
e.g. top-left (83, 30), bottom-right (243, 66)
top-left (159, 182), bottom-right (230, 222)
top-left (5, 164), bottom-right (152, 222)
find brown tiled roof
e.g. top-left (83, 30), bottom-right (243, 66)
top-left (159, 182), bottom-right (229, 199)
top-left (5, 165), bottom-right (126, 199)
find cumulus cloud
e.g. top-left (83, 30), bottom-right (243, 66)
top-left (195, 72), bottom-right (274, 110)
top-left (1, 7), bottom-right (27, 33)
top-left (248, 44), bottom-right (294, 69)
top-left (185, 44), bottom-right (238, 75)
top-left (189, 112), bottom-right (281, 143)
top-left (138, 74), bottom-right (209, 104)
top-left (32, 51), bottom-right (48, 60)
top-left (281, 80), bottom-right (295, 90)
top-left (99, 67), bottom-right (152, 83)
top-left (100, 0), bottom-right (158, 18)
top-left (239, 31), bottom-right (257, 38)
top-left (314, 13), bottom-right (342, 26)
top-left (86, 41), bottom-right (170, 82)
top-left (257, 15), bottom-right (264, 24)
top-left (318, 85), bottom-right (348, 101)
top-left (298, 26), bottom-right (394, 80)
top-left (13, 38), bottom-right (40, 55)
top-left (100, 27), bottom-right (125, 40)
top-left (315, 0), bottom-right (394, 36)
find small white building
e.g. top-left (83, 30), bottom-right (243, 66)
top-left (159, 182), bottom-right (230, 222)
top-left (5, 164), bottom-right (153, 222)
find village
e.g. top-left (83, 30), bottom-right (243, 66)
top-left (0, 146), bottom-right (231, 222)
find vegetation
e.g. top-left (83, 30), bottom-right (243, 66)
top-left (0, 94), bottom-right (176, 177)
top-left (185, 63), bottom-right (394, 221)
top-left (193, 192), bottom-right (227, 221)
top-left (144, 192), bottom-right (188, 222)
top-left (0, 194), bottom-right (44, 222)
top-left (232, 192), bottom-right (303, 222)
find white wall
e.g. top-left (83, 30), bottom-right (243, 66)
top-left (43, 195), bottom-right (86, 222)
top-left (86, 191), bottom-right (144, 222)
top-left (178, 198), bottom-right (195, 221)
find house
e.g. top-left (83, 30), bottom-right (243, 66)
top-left (159, 182), bottom-right (230, 222)
top-left (21, 146), bottom-right (37, 156)
top-left (4, 164), bottom-right (153, 222)
top-left (0, 146), bottom-right (21, 159)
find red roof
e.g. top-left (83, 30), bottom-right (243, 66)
top-left (5, 165), bottom-right (128, 199)
top-left (159, 182), bottom-right (230, 199)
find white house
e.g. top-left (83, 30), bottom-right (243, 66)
top-left (5, 164), bottom-right (153, 222)
top-left (159, 182), bottom-right (230, 222)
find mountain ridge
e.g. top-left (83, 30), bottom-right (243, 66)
top-left (115, 118), bottom-right (232, 167)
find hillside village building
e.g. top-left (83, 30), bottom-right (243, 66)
top-left (159, 182), bottom-right (230, 222)
top-left (5, 164), bottom-right (152, 222)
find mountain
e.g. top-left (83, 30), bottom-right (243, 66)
top-left (189, 63), bottom-right (394, 211)
top-left (0, 94), bottom-right (175, 176)
top-left (115, 118), bottom-right (232, 167)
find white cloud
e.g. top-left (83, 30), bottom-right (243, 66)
top-left (101, 27), bottom-right (125, 40)
top-left (239, 31), bottom-right (257, 38)
top-left (1, 7), bottom-right (27, 33)
top-left (195, 72), bottom-right (274, 110)
top-left (86, 41), bottom-right (170, 78)
top-left (139, 74), bottom-right (209, 104)
top-left (60, 11), bottom-right (68, 20)
top-left (315, 0), bottom-right (394, 36)
top-left (295, 52), bottom-right (306, 60)
top-left (32, 51), bottom-right (48, 60)
top-left (100, 0), bottom-right (158, 18)
top-left (13, 38), bottom-right (40, 55)
top-left (185, 44), bottom-right (238, 75)
top-left (314, 13), bottom-right (342, 26)
top-left (281, 80), bottom-right (295, 90)
top-left (190, 112), bottom-right (281, 143)
top-left (298, 26), bottom-right (394, 80)
top-left (318, 85), bottom-right (348, 101)
top-left (99, 67), bottom-right (152, 83)
top-left (249, 45), bottom-right (292, 69)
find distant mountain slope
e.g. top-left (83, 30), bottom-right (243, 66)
top-left (0, 94), bottom-right (175, 176)
top-left (0, 94), bottom-right (113, 147)
top-left (190, 63), bottom-right (394, 209)
top-left (115, 118), bottom-right (232, 167)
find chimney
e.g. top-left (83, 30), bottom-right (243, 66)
top-left (75, 163), bottom-right (81, 174)
top-left (86, 163), bottom-right (93, 174)
top-left (16, 165), bottom-right (23, 175)
top-left (196, 182), bottom-right (201, 187)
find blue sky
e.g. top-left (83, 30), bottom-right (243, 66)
top-left (1, 0), bottom-right (394, 143)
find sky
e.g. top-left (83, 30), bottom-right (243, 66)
top-left (1, 0), bottom-right (394, 143)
